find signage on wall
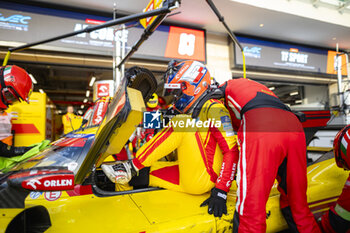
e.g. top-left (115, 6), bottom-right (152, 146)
top-left (0, 12), bottom-right (31, 31)
top-left (164, 26), bottom-right (205, 61)
top-left (234, 36), bottom-right (330, 74)
top-left (0, 3), bottom-right (206, 62)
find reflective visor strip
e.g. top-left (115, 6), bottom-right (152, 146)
top-left (163, 83), bottom-right (182, 97)
top-left (164, 83), bottom-right (181, 89)
top-left (335, 204), bottom-right (350, 221)
top-left (236, 115), bottom-right (247, 215)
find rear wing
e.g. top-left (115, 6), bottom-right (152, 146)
top-left (301, 110), bottom-right (332, 146)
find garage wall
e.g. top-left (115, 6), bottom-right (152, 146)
top-left (206, 33), bottom-right (232, 84)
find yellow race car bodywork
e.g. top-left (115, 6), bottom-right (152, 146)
top-left (0, 157), bottom-right (347, 233)
top-left (0, 80), bottom-right (348, 233)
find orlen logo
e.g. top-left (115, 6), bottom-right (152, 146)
top-left (0, 13), bottom-right (31, 24)
top-left (93, 101), bottom-right (106, 125)
top-left (97, 83), bottom-right (110, 98)
top-left (22, 174), bottom-right (74, 191)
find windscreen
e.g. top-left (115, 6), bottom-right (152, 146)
top-left (10, 133), bottom-right (95, 174)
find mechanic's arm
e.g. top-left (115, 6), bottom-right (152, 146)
top-left (0, 141), bottom-right (33, 158)
top-left (210, 102), bottom-right (239, 191)
top-left (132, 119), bottom-right (183, 170)
top-left (201, 102), bottom-right (239, 217)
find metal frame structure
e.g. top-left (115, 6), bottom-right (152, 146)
top-left (205, 0), bottom-right (247, 79)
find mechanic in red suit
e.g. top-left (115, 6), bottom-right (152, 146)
top-left (319, 125), bottom-right (350, 233)
top-left (217, 78), bottom-right (320, 233)
top-left (0, 65), bottom-right (34, 158)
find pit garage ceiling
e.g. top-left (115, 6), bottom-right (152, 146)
top-left (27, 0), bottom-right (350, 50)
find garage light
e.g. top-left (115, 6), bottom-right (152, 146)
top-left (39, 89), bottom-right (44, 93)
top-left (295, 100), bottom-right (302, 104)
top-left (269, 86), bottom-right (275, 91)
top-left (89, 76), bottom-right (96, 87)
top-left (29, 74), bottom-right (37, 84)
top-left (78, 110), bottom-right (83, 115)
top-left (83, 98), bottom-right (88, 103)
top-left (86, 90), bottom-right (90, 97)
top-left (290, 91), bottom-right (298, 96)
top-left (58, 110), bottom-right (62, 114)
top-left (81, 105), bottom-right (84, 109)
top-left (259, 24), bottom-right (264, 27)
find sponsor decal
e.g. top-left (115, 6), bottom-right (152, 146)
top-left (266, 210), bottom-right (271, 219)
top-left (0, 12), bottom-right (31, 31)
top-left (97, 83), bottom-right (110, 98)
top-left (29, 191), bottom-right (42, 199)
top-left (22, 174), bottom-right (74, 191)
top-left (194, 87), bottom-right (201, 95)
top-left (92, 101), bottom-right (107, 125)
top-left (44, 191), bottom-right (62, 201)
top-left (26, 179), bottom-right (41, 189)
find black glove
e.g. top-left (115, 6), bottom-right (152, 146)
top-left (200, 187), bottom-right (227, 217)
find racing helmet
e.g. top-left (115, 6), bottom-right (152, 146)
top-left (0, 65), bottom-right (33, 109)
top-left (147, 93), bottom-right (159, 108)
top-left (333, 125), bottom-right (350, 170)
top-left (163, 60), bottom-right (211, 114)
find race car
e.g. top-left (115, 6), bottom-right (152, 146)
top-left (0, 70), bottom-right (348, 233)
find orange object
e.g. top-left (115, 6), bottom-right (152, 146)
top-left (164, 26), bottom-right (205, 61)
top-left (327, 51), bottom-right (348, 75)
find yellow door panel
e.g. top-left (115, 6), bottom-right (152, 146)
top-left (25, 192), bottom-right (151, 233)
top-left (130, 189), bottom-right (216, 231)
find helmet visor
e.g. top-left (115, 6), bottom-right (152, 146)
top-left (2, 87), bottom-right (20, 105)
top-left (163, 83), bottom-right (183, 98)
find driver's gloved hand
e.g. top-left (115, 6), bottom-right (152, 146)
top-left (200, 187), bottom-right (228, 217)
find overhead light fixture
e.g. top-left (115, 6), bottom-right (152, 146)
top-left (269, 86), bottom-right (275, 91)
top-left (332, 37), bottom-right (337, 40)
top-left (86, 90), bottom-right (90, 97)
top-left (58, 110), bottom-right (62, 114)
top-left (290, 91), bottom-right (298, 96)
top-left (83, 98), bottom-right (88, 103)
top-left (78, 110), bottom-right (83, 115)
top-left (259, 24), bottom-right (264, 27)
top-left (39, 89), bottom-right (44, 93)
top-left (295, 100), bottom-right (302, 104)
top-left (89, 76), bottom-right (96, 87)
top-left (81, 105), bottom-right (85, 109)
top-left (29, 74), bottom-right (37, 84)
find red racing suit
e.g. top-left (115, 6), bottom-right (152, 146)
top-left (222, 78), bottom-right (320, 233)
top-left (320, 174), bottom-right (350, 233)
top-left (131, 99), bottom-right (239, 194)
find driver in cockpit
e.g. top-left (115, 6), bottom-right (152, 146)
top-left (102, 60), bottom-right (239, 218)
